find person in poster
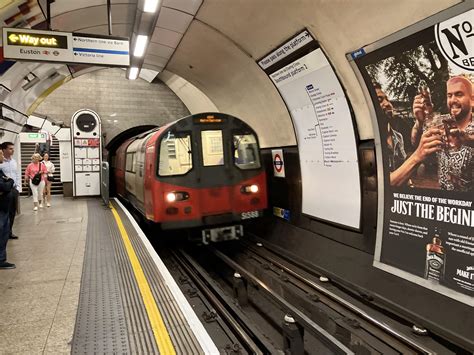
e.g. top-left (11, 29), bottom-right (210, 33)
top-left (411, 76), bottom-right (473, 191)
top-left (373, 82), bottom-right (443, 187)
top-left (367, 66), bottom-right (473, 191)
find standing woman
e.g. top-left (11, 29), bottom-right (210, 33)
top-left (42, 153), bottom-right (55, 207)
top-left (25, 153), bottom-right (47, 211)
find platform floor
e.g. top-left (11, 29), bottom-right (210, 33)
top-left (0, 196), bottom-right (87, 354)
top-left (0, 196), bottom-right (218, 354)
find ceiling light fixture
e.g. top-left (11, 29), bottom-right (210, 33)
top-left (133, 35), bottom-right (148, 57)
top-left (126, 0), bottom-right (162, 80)
top-left (143, 0), bottom-right (160, 13)
top-left (128, 67), bottom-right (140, 80)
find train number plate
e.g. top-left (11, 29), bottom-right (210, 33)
top-left (241, 211), bottom-right (259, 220)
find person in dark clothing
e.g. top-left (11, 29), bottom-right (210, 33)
top-left (0, 142), bottom-right (21, 239)
top-left (0, 149), bottom-right (15, 269)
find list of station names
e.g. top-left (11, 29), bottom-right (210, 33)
top-left (305, 84), bottom-right (341, 166)
top-left (268, 48), bottom-right (360, 229)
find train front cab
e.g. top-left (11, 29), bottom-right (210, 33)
top-left (144, 114), bottom-right (267, 242)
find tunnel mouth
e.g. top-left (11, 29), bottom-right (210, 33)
top-left (106, 124), bottom-right (158, 156)
top-left (106, 124), bottom-right (158, 197)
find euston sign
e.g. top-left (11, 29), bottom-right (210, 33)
top-left (2, 28), bottom-right (129, 67)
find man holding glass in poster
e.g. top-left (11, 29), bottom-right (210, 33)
top-left (412, 76), bottom-right (473, 191)
top-left (374, 82), bottom-right (443, 186)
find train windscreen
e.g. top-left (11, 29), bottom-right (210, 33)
top-left (201, 130), bottom-right (224, 166)
top-left (158, 132), bottom-right (192, 176)
top-left (233, 133), bottom-right (261, 169)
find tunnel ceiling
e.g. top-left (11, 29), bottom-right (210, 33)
top-left (0, 0), bottom-right (463, 147)
top-left (38, 0), bottom-right (202, 73)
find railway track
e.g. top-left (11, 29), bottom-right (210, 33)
top-left (157, 236), bottom-right (463, 354)
top-left (162, 247), bottom-right (279, 354)
top-left (222, 240), bottom-right (441, 354)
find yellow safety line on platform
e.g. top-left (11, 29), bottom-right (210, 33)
top-left (110, 203), bottom-right (176, 355)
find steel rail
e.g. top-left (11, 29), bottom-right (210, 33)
top-left (172, 250), bottom-right (264, 355)
top-left (211, 248), bottom-right (354, 355)
top-left (245, 243), bottom-right (436, 355)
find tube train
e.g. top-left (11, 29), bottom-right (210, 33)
top-left (113, 112), bottom-right (267, 243)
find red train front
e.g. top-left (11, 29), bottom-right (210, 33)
top-left (114, 112), bottom-right (267, 243)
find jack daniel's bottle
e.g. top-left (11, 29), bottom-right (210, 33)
top-left (424, 228), bottom-right (445, 282)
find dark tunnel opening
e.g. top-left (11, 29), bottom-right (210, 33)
top-left (106, 124), bottom-right (158, 196)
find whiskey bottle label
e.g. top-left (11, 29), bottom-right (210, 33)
top-left (425, 252), bottom-right (445, 281)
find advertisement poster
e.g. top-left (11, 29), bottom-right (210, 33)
top-left (266, 45), bottom-right (360, 229)
top-left (353, 8), bottom-right (473, 304)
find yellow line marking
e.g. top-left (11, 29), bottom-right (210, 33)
top-left (110, 203), bottom-right (176, 355)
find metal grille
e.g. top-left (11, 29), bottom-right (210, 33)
top-left (72, 201), bottom-right (131, 354)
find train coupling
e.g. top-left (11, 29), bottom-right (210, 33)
top-left (202, 225), bottom-right (243, 244)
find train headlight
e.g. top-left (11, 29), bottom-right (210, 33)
top-left (166, 192), bottom-right (177, 202)
top-left (241, 184), bottom-right (259, 194)
top-left (166, 191), bottom-right (190, 202)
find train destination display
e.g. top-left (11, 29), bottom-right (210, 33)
top-left (267, 43), bottom-right (360, 229)
top-left (353, 8), bottom-right (473, 305)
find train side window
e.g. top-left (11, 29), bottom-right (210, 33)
top-left (233, 133), bottom-right (261, 169)
top-left (201, 130), bottom-right (224, 166)
top-left (126, 152), bottom-right (135, 173)
top-left (158, 132), bottom-right (192, 176)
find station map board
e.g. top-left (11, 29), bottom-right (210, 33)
top-left (259, 30), bottom-right (361, 229)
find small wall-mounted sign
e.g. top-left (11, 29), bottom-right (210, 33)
top-left (273, 206), bottom-right (290, 221)
top-left (272, 149), bottom-right (285, 177)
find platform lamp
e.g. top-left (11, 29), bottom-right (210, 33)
top-left (126, 0), bottom-right (162, 80)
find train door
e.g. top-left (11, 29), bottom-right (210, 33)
top-left (135, 132), bottom-right (153, 207)
top-left (197, 128), bottom-right (232, 215)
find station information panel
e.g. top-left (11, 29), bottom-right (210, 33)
top-left (71, 109), bottom-right (102, 196)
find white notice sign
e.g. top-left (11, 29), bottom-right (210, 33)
top-left (270, 49), bottom-right (361, 229)
top-left (72, 35), bottom-right (129, 66)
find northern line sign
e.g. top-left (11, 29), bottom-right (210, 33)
top-left (2, 28), bottom-right (130, 67)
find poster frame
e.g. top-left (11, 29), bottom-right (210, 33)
top-left (347, 1), bottom-right (473, 306)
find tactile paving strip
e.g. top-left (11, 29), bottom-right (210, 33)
top-left (71, 201), bottom-right (131, 354)
top-left (113, 202), bottom-right (204, 354)
top-left (72, 200), bottom-right (158, 354)
top-left (107, 206), bottom-right (159, 354)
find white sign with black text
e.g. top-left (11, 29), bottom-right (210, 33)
top-left (270, 48), bottom-right (361, 229)
top-left (258, 30), bottom-right (313, 70)
top-left (72, 35), bottom-right (129, 66)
